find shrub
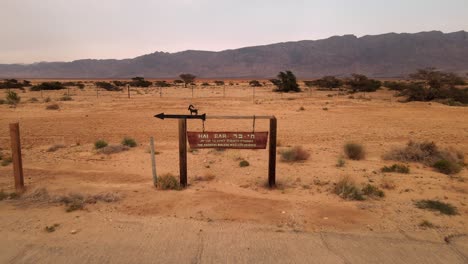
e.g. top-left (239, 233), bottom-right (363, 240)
top-left (384, 141), bottom-right (464, 174)
top-left (97, 145), bottom-right (129, 155)
top-left (94, 140), bottom-right (108, 149)
top-left (311, 76), bottom-right (343, 89)
top-left (381, 164), bottom-right (410, 174)
top-left (95, 82), bottom-right (121, 91)
top-left (214, 80), bottom-right (225, 86)
top-left (5, 91), bottom-right (20, 105)
top-left (336, 157), bottom-right (346, 167)
top-left (44, 97), bottom-right (51, 103)
top-left (1, 157), bottom-right (12, 166)
top-left (280, 146), bottom-right (310, 162)
top-left (346, 74), bottom-right (382, 92)
top-left (419, 220), bottom-right (435, 228)
top-left (45, 103), bottom-right (60, 110)
top-left (0, 79), bottom-right (26, 89)
top-left (156, 173), bottom-right (181, 190)
top-left (344, 143), bottom-right (365, 160)
top-left (201, 82), bottom-right (210, 86)
top-left (361, 184), bottom-right (385, 198)
top-left (28, 97), bottom-right (39, 103)
top-left (154, 81), bottom-right (171, 87)
top-left (112, 81), bottom-right (128, 87)
top-left (249, 80), bottom-right (262, 87)
top-left (59, 95), bottom-right (73, 101)
top-left (270, 71), bottom-right (300, 92)
top-left (0, 99), bottom-right (4, 104)
top-left (415, 200), bottom-right (458, 215)
top-left (433, 159), bottom-right (461, 175)
top-left (130, 77), bottom-right (152, 87)
top-left (121, 137), bottom-right (137, 148)
top-left (239, 160), bottom-right (250, 167)
top-left (30, 82), bottom-right (65, 91)
top-left (333, 177), bottom-right (364, 201)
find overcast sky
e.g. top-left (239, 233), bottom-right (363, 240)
top-left (1, 0), bottom-right (467, 64)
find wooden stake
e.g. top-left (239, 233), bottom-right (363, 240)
top-left (268, 117), bottom-right (277, 188)
top-left (150, 137), bottom-right (157, 187)
top-left (178, 119), bottom-right (188, 187)
top-left (9, 123), bottom-right (24, 192)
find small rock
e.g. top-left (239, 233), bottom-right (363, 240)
top-left (70, 229), bottom-right (78, 234)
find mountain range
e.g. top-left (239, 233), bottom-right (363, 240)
top-left (1, 31), bottom-right (467, 79)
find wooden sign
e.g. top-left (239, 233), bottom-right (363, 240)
top-left (187, 132), bottom-right (268, 149)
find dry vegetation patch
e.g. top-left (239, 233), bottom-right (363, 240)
top-left (280, 146), bottom-right (310, 162)
top-left (344, 143), bottom-right (365, 160)
top-left (415, 200), bottom-right (458, 216)
top-left (156, 173), bottom-right (181, 190)
top-left (97, 144), bottom-right (129, 155)
top-left (384, 141), bottom-right (464, 174)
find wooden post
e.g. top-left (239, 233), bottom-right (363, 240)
top-left (127, 84), bottom-right (130, 98)
top-left (178, 119), bottom-right (188, 187)
top-left (9, 123), bottom-right (24, 192)
top-left (268, 117), bottom-right (277, 188)
top-left (253, 86), bottom-right (255, 103)
top-left (150, 137), bottom-right (157, 187)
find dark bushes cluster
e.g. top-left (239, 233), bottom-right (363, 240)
top-left (95, 82), bottom-right (121, 91)
top-left (31, 82), bottom-right (66, 91)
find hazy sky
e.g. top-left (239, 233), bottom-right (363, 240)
top-left (1, 0), bottom-right (467, 64)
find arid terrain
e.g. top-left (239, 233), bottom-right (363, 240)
top-left (0, 81), bottom-right (467, 262)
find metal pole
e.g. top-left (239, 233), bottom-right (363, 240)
top-left (268, 117), bottom-right (277, 188)
top-left (150, 137), bottom-right (157, 187)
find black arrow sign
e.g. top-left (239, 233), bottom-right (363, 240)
top-left (154, 113), bottom-right (206, 121)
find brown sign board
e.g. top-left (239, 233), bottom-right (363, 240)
top-left (187, 132), bottom-right (268, 149)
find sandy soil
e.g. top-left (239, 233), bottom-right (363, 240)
top-left (0, 82), bottom-right (467, 241)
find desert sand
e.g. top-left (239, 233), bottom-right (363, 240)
top-left (0, 82), bottom-right (467, 262)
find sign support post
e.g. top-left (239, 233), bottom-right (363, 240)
top-left (9, 123), bottom-right (24, 192)
top-left (268, 117), bottom-right (277, 187)
top-left (178, 119), bottom-right (188, 187)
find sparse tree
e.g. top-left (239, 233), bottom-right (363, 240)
top-left (270, 71), bottom-right (300, 92)
top-left (179, 74), bottom-right (196, 88)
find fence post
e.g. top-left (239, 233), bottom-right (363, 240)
top-left (127, 84), bottom-right (130, 98)
top-left (150, 137), bottom-right (157, 187)
top-left (178, 119), bottom-right (188, 187)
top-left (268, 117), bottom-right (277, 187)
top-left (9, 123), bottom-right (24, 192)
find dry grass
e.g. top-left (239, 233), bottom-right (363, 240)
top-left (193, 173), bottom-right (216, 182)
top-left (45, 103), bottom-right (60, 110)
top-left (156, 173), bottom-right (181, 190)
top-left (97, 144), bottom-right (129, 155)
top-left (47, 144), bottom-right (66, 152)
top-left (381, 164), bottom-right (410, 174)
top-left (361, 184), bottom-right (385, 198)
top-left (280, 146), bottom-right (310, 162)
top-left (380, 177), bottom-right (396, 190)
top-left (415, 200), bottom-right (458, 215)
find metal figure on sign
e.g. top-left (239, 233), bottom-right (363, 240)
top-left (188, 105), bottom-right (198, 115)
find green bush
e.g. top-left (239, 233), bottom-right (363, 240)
top-left (346, 74), bottom-right (381, 92)
top-left (381, 164), bottom-right (410, 174)
top-left (30, 82), bottom-right (65, 91)
top-left (94, 140), bottom-right (108, 149)
top-left (415, 200), bottom-right (458, 215)
top-left (95, 82), bottom-right (121, 91)
top-left (156, 173), bottom-right (181, 190)
top-left (239, 160), bottom-right (250, 167)
top-left (344, 143), bottom-right (365, 160)
top-left (121, 137), bottom-right (137, 148)
top-left (433, 159), bottom-right (461, 175)
top-left (310, 76), bottom-right (343, 89)
top-left (59, 95), bottom-right (73, 101)
top-left (154, 81), bottom-right (171, 87)
top-left (130, 77), bottom-right (152, 87)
